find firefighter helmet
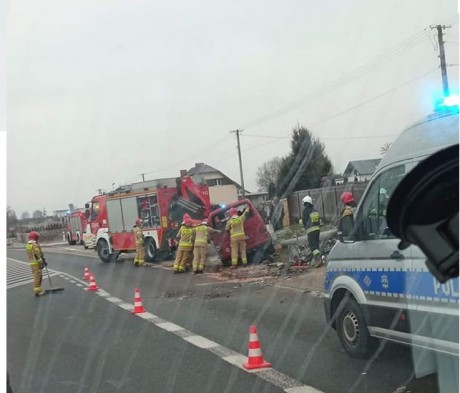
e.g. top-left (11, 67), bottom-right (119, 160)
top-left (201, 219), bottom-right (208, 225)
top-left (229, 208), bottom-right (238, 217)
top-left (340, 192), bottom-right (354, 205)
top-left (135, 218), bottom-right (142, 226)
top-left (28, 231), bottom-right (39, 241)
top-left (302, 195), bottom-right (313, 204)
top-left (184, 217), bottom-right (192, 226)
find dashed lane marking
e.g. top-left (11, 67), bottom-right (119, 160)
top-left (7, 257), bottom-right (325, 393)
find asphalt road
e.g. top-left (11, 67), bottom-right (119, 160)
top-left (7, 246), bottom-right (439, 393)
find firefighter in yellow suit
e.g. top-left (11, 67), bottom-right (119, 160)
top-left (25, 231), bottom-right (46, 296)
top-left (133, 218), bottom-right (145, 266)
top-left (173, 216), bottom-right (195, 274)
top-left (193, 219), bottom-right (220, 274)
top-left (226, 206), bottom-right (250, 269)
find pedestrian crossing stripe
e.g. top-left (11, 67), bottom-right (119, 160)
top-left (7, 260), bottom-right (59, 289)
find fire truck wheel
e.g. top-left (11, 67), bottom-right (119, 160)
top-left (67, 234), bottom-right (76, 246)
top-left (144, 237), bottom-right (157, 262)
top-left (97, 239), bottom-right (112, 263)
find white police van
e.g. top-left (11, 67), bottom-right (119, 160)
top-left (323, 106), bottom-right (459, 364)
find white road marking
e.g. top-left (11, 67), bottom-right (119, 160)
top-left (285, 387), bottom-right (325, 393)
top-left (7, 256), bottom-right (325, 393)
top-left (106, 297), bottom-right (123, 303)
top-left (183, 335), bottom-right (219, 349)
top-left (222, 354), bottom-right (248, 370)
top-left (137, 312), bottom-right (157, 320)
top-left (156, 322), bottom-right (183, 332)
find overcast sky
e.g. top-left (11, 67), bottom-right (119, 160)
top-left (6, 0), bottom-right (459, 216)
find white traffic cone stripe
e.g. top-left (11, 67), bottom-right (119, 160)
top-left (248, 348), bottom-right (263, 357)
top-left (134, 301), bottom-right (143, 307)
top-left (249, 333), bottom-right (259, 341)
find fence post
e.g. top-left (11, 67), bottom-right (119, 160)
top-left (320, 188), bottom-right (326, 224)
top-left (297, 192), bottom-right (301, 224)
top-left (333, 186), bottom-right (339, 225)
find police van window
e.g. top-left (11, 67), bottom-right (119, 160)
top-left (357, 164), bottom-right (407, 240)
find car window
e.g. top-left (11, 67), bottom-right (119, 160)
top-left (356, 164), bottom-right (407, 240)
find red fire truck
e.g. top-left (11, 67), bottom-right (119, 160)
top-left (84, 175), bottom-right (274, 265)
top-left (65, 210), bottom-right (87, 246)
top-left (84, 177), bottom-right (211, 262)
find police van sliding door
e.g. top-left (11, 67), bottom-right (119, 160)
top-left (352, 164), bottom-right (412, 342)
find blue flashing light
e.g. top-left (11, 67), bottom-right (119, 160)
top-left (220, 204), bottom-right (226, 209)
top-left (443, 95), bottom-right (459, 107)
top-left (434, 94), bottom-right (460, 113)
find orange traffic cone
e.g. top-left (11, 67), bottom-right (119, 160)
top-left (86, 275), bottom-right (99, 291)
top-left (83, 266), bottom-right (90, 281)
top-left (242, 325), bottom-right (272, 370)
top-left (132, 288), bottom-right (146, 314)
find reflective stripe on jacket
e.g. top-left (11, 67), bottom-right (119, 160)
top-left (226, 209), bottom-right (249, 240)
top-left (194, 225), bottom-right (208, 246)
top-left (26, 241), bottom-right (43, 265)
top-left (306, 208), bottom-right (320, 234)
top-left (134, 226), bottom-right (144, 246)
top-left (177, 226), bottom-right (195, 249)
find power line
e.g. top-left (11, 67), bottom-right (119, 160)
top-left (307, 67), bottom-right (438, 128)
top-left (238, 15), bottom-right (457, 131)
top-left (240, 31), bottom-right (430, 130)
top-left (138, 134), bottom-right (232, 178)
top-left (238, 67), bottom-right (438, 152)
top-left (242, 134), bottom-right (397, 140)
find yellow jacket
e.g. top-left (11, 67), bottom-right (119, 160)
top-left (26, 241), bottom-right (43, 266)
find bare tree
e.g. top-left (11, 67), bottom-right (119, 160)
top-left (32, 210), bottom-right (43, 219)
top-left (256, 157), bottom-right (282, 192)
top-left (7, 206), bottom-right (18, 225)
top-left (21, 211), bottom-right (30, 220)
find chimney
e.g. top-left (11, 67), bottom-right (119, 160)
top-left (180, 170), bottom-right (187, 177)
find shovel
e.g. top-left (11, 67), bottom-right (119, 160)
top-left (43, 261), bottom-right (65, 293)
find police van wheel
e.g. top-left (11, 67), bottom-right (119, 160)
top-left (336, 298), bottom-right (376, 358)
top-left (145, 238), bottom-right (157, 262)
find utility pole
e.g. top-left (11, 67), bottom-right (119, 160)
top-left (230, 129), bottom-right (245, 198)
top-left (140, 173), bottom-right (146, 182)
top-left (431, 24), bottom-right (451, 97)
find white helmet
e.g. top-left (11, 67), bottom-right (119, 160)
top-left (302, 195), bottom-right (313, 204)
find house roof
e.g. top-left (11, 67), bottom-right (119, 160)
top-left (186, 163), bottom-right (219, 176)
top-left (187, 163), bottom-right (249, 192)
top-left (343, 159), bottom-right (381, 176)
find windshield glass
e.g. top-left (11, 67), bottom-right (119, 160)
top-left (5, 2), bottom-right (459, 393)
